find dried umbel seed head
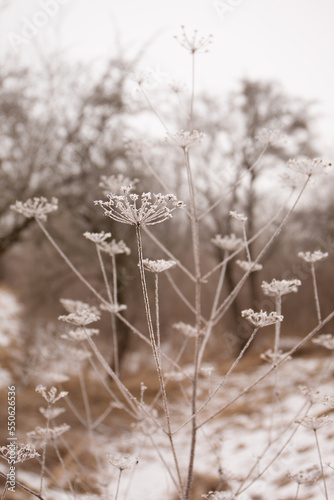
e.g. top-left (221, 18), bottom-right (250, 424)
top-left (106, 453), bottom-right (139, 470)
top-left (59, 310), bottom-right (101, 326)
top-left (295, 415), bottom-right (333, 431)
top-left (260, 349), bottom-right (290, 365)
top-left (236, 260), bottom-right (263, 272)
top-left (312, 333), bottom-right (334, 350)
top-left (95, 189), bottom-right (185, 226)
top-left (61, 327), bottom-right (99, 342)
top-left (98, 239), bottom-right (131, 256)
top-left (173, 322), bottom-right (204, 337)
top-left (11, 197), bottom-right (58, 221)
top-left (142, 259), bottom-right (176, 273)
top-left (211, 234), bottom-right (243, 252)
top-left (175, 26), bottom-right (213, 54)
top-left (255, 128), bottom-right (287, 147)
top-left (165, 129), bottom-right (205, 150)
top-left (35, 385), bottom-right (68, 404)
top-left (287, 465), bottom-right (321, 485)
top-left (27, 424), bottom-right (70, 444)
top-left (202, 492), bottom-right (236, 500)
top-left (287, 157), bottom-right (331, 176)
top-left (298, 250), bottom-right (329, 263)
top-left (241, 309), bottom-right (284, 327)
top-left (84, 231), bottom-right (112, 244)
top-left (229, 211), bottom-right (247, 222)
top-left (99, 174), bottom-right (138, 195)
top-left (60, 299), bottom-right (100, 316)
top-left (261, 278), bottom-right (301, 297)
top-left (39, 406), bottom-right (66, 419)
top-left (0, 444), bottom-right (40, 464)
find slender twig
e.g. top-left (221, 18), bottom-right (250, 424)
top-left (0, 470), bottom-right (46, 500)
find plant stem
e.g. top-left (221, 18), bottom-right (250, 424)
top-left (311, 262), bottom-right (322, 324)
top-left (314, 429), bottom-right (329, 500)
top-left (136, 224), bottom-right (183, 493)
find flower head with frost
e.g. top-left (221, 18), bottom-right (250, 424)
top-left (255, 128), bottom-right (287, 147)
top-left (39, 406), bottom-right (66, 419)
top-left (100, 303), bottom-right (127, 314)
top-left (98, 239), bottom-right (131, 256)
top-left (241, 309), bottom-right (283, 327)
top-left (312, 333), bottom-right (334, 350)
top-left (99, 174), bottom-right (138, 195)
top-left (236, 260), bottom-right (263, 272)
top-left (299, 386), bottom-right (328, 405)
top-left (296, 415), bottom-right (333, 430)
top-left (202, 492), bottom-right (236, 500)
top-left (173, 322), bottom-right (204, 337)
top-left (60, 299), bottom-right (100, 316)
top-left (142, 259), bottom-right (176, 273)
top-left (0, 444), bottom-right (40, 464)
top-left (59, 310), bottom-right (100, 326)
top-left (11, 197), bottom-right (58, 221)
top-left (287, 465), bottom-right (321, 485)
top-left (61, 327), bottom-right (99, 341)
top-left (298, 250), bottom-right (328, 263)
top-left (260, 349), bottom-right (290, 365)
top-left (107, 453), bottom-right (139, 471)
top-left (175, 26), bottom-right (213, 54)
top-left (287, 157), bottom-right (331, 176)
top-left (261, 278), bottom-right (301, 296)
top-left (165, 130), bottom-right (205, 150)
top-left (229, 210), bottom-right (247, 222)
top-left (169, 80), bottom-right (188, 94)
top-left (84, 231), bottom-right (112, 244)
top-left (130, 70), bottom-right (152, 87)
top-left (95, 188), bottom-right (184, 226)
top-left (27, 424), bottom-right (70, 444)
top-left (211, 234), bottom-right (243, 252)
top-left (35, 385), bottom-right (68, 404)
top-left (68, 347), bottom-right (92, 362)
top-left (123, 138), bottom-right (151, 156)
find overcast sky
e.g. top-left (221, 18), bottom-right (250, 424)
top-left (1, 0), bottom-right (334, 149)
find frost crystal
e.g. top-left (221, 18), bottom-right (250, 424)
top-left (95, 189), bottom-right (184, 226)
top-left (142, 259), bottom-right (176, 273)
top-left (39, 406), bottom-right (66, 419)
top-left (298, 250), bottom-right (329, 263)
top-left (236, 260), bottom-right (263, 272)
top-left (241, 309), bottom-right (283, 327)
top-left (165, 130), bottom-right (205, 149)
top-left (287, 157), bottom-right (331, 176)
top-left (261, 279), bottom-right (301, 296)
top-left (175, 26), bottom-right (213, 54)
top-left (11, 197), bottom-right (58, 221)
top-left (211, 234), bottom-right (243, 252)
